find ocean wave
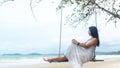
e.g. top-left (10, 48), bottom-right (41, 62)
top-left (0, 51), bottom-right (120, 56)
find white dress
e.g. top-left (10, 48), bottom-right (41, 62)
top-left (65, 43), bottom-right (95, 68)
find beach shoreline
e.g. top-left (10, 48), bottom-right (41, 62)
top-left (0, 57), bottom-right (120, 68)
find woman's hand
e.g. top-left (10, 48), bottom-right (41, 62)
top-left (72, 39), bottom-right (78, 45)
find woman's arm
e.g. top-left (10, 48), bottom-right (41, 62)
top-left (72, 38), bottom-right (97, 48)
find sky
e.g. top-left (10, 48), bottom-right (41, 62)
top-left (0, 0), bottom-right (120, 54)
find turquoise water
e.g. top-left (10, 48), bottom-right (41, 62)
top-left (0, 53), bottom-right (120, 63)
top-left (0, 53), bottom-right (60, 63)
top-left (0, 53), bottom-right (60, 60)
top-left (0, 52), bottom-right (120, 60)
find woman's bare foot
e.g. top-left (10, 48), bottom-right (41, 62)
top-left (43, 56), bottom-right (68, 63)
top-left (43, 58), bottom-right (53, 63)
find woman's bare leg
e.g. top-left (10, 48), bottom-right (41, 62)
top-left (43, 56), bottom-right (68, 63)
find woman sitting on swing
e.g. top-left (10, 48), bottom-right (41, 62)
top-left (43, 26), bottom-right (100, 68)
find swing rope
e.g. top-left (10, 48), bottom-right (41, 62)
top-left (58, 4), bottom-right (63, 57)
top-left (92, 8), bottom-right (104, 62)
top-left (93, 8), bottom-right (97, 61)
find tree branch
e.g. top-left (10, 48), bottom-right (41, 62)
top-left (0, 0), bottom-right (14, 6)
top-left (95, 3), bottom-right (120, 19)
top-left (30, 0), bottom-right (37, 22)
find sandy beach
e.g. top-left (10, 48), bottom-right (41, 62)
top-left (0, 58), bottom-right (120, 68)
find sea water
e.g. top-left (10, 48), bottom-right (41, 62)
top-left (0, 53), bottom-right (120, 64)
top-left (0, 53), bottom-right (59, 63)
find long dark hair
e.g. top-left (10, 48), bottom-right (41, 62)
top-left (89, 26), bottom-right (100, 47)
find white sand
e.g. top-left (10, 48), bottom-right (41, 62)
top-left (0, 59), bottom-right (120, 68)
